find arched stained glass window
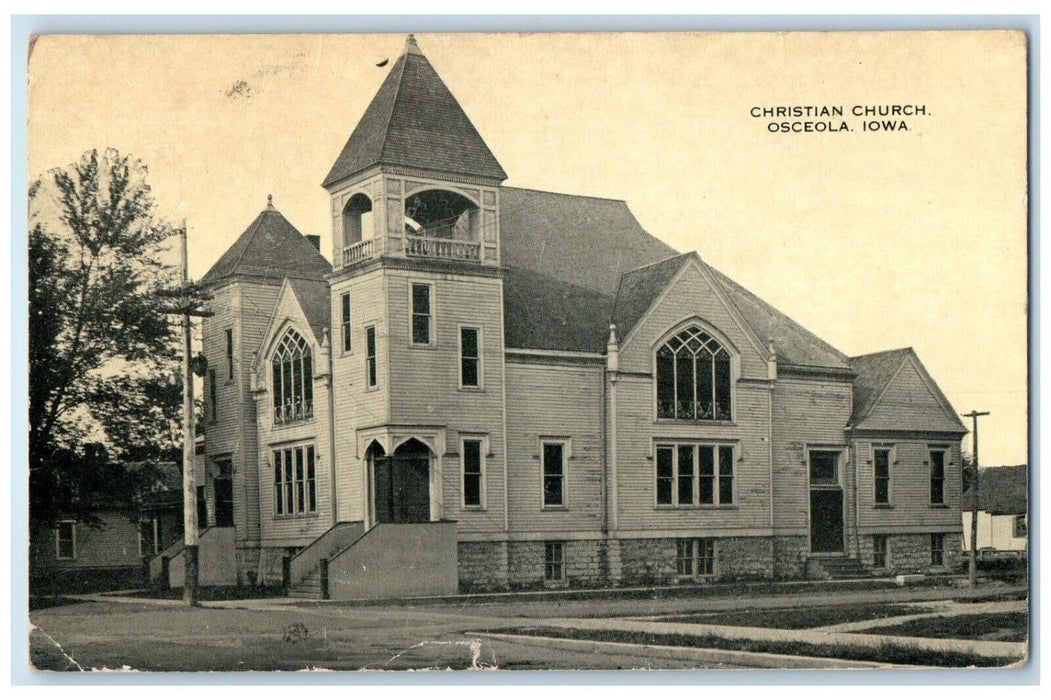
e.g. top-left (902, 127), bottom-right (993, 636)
top-left (272, 329), bottom-right (313, 425)
top-left (656, 326), bottom-right (732, 421)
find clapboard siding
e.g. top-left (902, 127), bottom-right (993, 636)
top-left (855, 439), bottom-right (962, 532)
top-left (857, 359), bottom-right (965, 433)
top-left (385, 271), bottom-right (508, 533)
top-left (619, 262), bottom-right (767, 380)
top-left (203, 280), bottom-right (281, 545)
top-left (31, 513), bottom-right (143, 570)
top-left (505, 361), bottom-right (604, 534)
top-left (613, 374), bottom-right (772, 533)
top-left (330, 270), bottom-right (388, 523)
top-left (770, 377), bottom-right (853, 532)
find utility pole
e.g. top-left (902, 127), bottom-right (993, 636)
top-left (962, 410), bottom-right (990, 588)
top-left (160, 223), bottom-right (212, 606)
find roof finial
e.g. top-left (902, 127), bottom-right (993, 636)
top-left (405, 34), bottom-right (422, 56)
top-left (267, 194), bottom-right (274, 210)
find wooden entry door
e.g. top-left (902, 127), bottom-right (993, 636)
top-left (374, 455), bottom-right (430, 523)
top-left (810, 489), bottom-right (844, 553)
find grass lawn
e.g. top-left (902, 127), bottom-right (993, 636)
top-left (659, 603), bottom-right (926, 629)
top-left (498, 626), bottom-right (1022, 668)
top-left (864, 612), bottom-right (1028, 643)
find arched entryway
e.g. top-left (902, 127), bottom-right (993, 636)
top-left (368, 438), bottom-right (432, 524)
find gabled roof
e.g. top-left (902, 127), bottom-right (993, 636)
top-left (201, 201), bottom-right (330, 285)
top-left (707, 266), bottom-right (852, 371)
top-left (500, 187), bottom-right (678, 295)
top-left (962, 465), bottom-right (1028, 515)
top-left (323, 36), bottom-right (506, 188)
top-left (611, 253), bottom-right (694, 339)
top-left (849, 348), bottom-right (915, 420)
top-left (848, 347), bottom-right (967, 432)
top-left (286, 277), bottom-right (332, 346)
top-left (503, 265), bottom-right (614, 353)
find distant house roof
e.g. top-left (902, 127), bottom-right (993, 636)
top-left (962, 465), bottom-right (1028, 515)
top-left (500, 186), bottom-right (677, 296)
top-left (323, 36), bottom-right (506, 188)
top-left (286, 277), bottom-right (332, 345)
top-left (201, 202), bottom-right (330, 285)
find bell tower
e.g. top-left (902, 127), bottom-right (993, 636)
top-left (322, 34), bottom-right (506, 271)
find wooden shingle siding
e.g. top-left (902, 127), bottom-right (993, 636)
top-left (854, 439), bottom-right (962, 532)
top-left (612, 375), bottom-right (772, 534)
top-left (770, 377), bottom-right (853, 533)
top-left (857, 359), bottom-right (965, 433)
top-left (203, 280), bottom-right (282, 546)
top-left (505, 361), bottom-right (604, 535)
top-left (618, 262), bottom-right (767, 380)
top-left (330, 270), bottom-right (388, 523)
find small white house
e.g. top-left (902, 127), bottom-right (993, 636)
top-left (962, 464), bottom-right (1027, 557)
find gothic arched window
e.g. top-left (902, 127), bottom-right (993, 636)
top-left (272, 329), bottom-right (313, 425)
top-left (656, 326), bottom-right (733, 421)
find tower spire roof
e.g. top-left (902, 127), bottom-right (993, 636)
top-left (322, 35), bottom-right (507, 188)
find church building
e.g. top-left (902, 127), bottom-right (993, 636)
top-left (182, 36), bottom-right (968, 598)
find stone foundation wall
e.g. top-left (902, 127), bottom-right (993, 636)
top-left (865, 532), bottom-right (964, 573)
top-left (717, 537), bottom-right (773, 579)
top-left (505, 539), bottom-right (607, 589)
top-left (618, 538), bottom-right (678, 585)
top-left (507, 541), bottom-right (545, 588)
top-left (564, 540), bottom-right (605, 587)
top-left (772, 536), bottom-right (809, 579)
top-left (458, 541), bottom-right (508, 592)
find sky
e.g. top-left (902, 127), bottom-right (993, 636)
top-left (26, 31), bottom-right (1028, 466)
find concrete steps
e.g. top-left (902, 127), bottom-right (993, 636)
top-left (288, 569), bottom-right (323, 599)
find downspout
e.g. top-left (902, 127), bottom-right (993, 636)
top-left (607, 325), bottom-right (620, 534)
top-left (322, 329), bottom-right (337, 528)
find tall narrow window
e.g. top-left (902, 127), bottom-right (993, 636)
top-left (462, 439), bottom-right (484, 508)
top-left (140, 518), bottom-right (160, 556)
top-left (271, 329), bottom-right (313, 425)
top-left (655, 326), bottom-right (733, 421)
top-left (873, 534), bottom-right (888, 568)
top-left (55, 521), bottom-right (75, 560)
top-left (929, 449), bottom-right (946, 505)
top-left (718, 446), bottom-right (734, 505)
top-left (225, 329), bottom-right (234, 380)
top-left (207, 369), bottom-right (217, 421)
top-left (930, 533), bottom-right (945, 566)
top-left (542, 441), bottom-right (566, 507)
top-left (341, 292), bottom-right (352, 353)
top-left (874, 447), bottom-right (891, 505)
top-left (365, 326), bottom-right (377, 388)
top-left (274, 444), bottom-right (316, 517)
top-left (677, 445), bottom-right (695, 505)
top-left (411, 283), bottom-right (432, 345)
top-left (460, 327), bottom-right (481, 388)
top-left (656, 447), bottom-right (674, 505)
top-left (545, 541), bottom-right (565, 582)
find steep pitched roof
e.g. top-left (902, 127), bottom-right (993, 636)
top-left (962, 465), bottom-right (1028, 515)
top-left (500, 187), bottom-right (678, 295)
top-left (707, 266), bottom-right (852, 371)
top-left (849, 348), bottom-right (914, 420)
top-left (201, 202), bottom-right (330, 285)
top-left (323, 36), bottom-right (506, 188)
top-left (611, 253), bottom-right (694, 339)
top-left (503, 265), bottom-right (614, 353)
top-left (286, 277), bottom-right (332, 345)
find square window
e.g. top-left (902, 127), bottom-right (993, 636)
top-left (676, 538), bottom-right (715, 577)
top-left (809, 451), bottom-right (839, 484)
top-left (545, 541), bottom-right (565, 582)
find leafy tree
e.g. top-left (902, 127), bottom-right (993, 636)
top-left (29, 148), bottom-right (181, 534)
